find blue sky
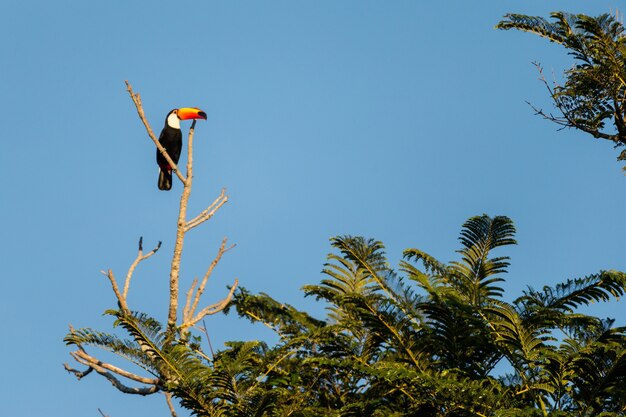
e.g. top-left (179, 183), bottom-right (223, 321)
top-left (1, 1), bottom-right (625, 416)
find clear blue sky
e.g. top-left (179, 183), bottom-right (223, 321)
top-left (1, 1), bottom-right (624, 416)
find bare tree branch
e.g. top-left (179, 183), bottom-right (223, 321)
top-left (64, 362), bottom-right (94, 379)
top-left (70, 351), bottom-right (159, 395)
top-left (183, 277), bottom-right (198, 325)
top-left (101, 269), bottom-right (128, 312)
top-left (185, 189), bottom-right (229, 232)
top-left (201, 320), bottom-right (215, 361)
top-left (167, 120), bottom-right (196, 333)
top-left (164, 392), bottom-right (178, 417)
top-left (183, 238), bottom-right (235, 324)
top-left (125, 81), bottom-right (186, 183)
top-left (71, 349), bottom-right (160, 385)
top-left (182, 279), bottom-right (238, 329)
top-left (123, 237), bottom-right (162, 301)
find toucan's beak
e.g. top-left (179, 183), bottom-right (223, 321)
top-left (177, 107), bottom-right (207, 120)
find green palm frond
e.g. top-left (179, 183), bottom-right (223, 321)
top-left (107, 310), bottom-right (193, 384)
top-left (402, 248), bottom-right (448, 277)
top-left (304, 237), bottom-right (380, 325)
top-left (488, 302), bottom-right (550, 364)
top-left (229, 287), bottom-right (325, 338)
top-left (569, 341), bottom-right (626, 413)
top-left (517, 271), bottom-right (626, 314)
top-left (497, 11), bottom-right (626, 152)
top-left (342, 292), bottom-right (425, 370)
top-left (449, 215), bottom-right (516, 305)
top-left (332, 236), bottom-right (425, 330)
top-left (496, 12), bottom-right (576, 45)
top-left (234, 390), bottom-right (277, 417)
top-left (400, 249), bottom-right (449, 297)
top-left (214, 341), bottom-right (266, 380)
top-left (108, 309), bottom-right (165, 347)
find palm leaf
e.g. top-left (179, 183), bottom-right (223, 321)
top-left (449, 215), bottom-right (516, 305)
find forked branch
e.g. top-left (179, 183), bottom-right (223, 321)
top-left (123, 237), bottom-right (162, 300)
top-left (182, 279), bottom-right (239, 329)
top-left (65, 349), bottom-right (160, 396)
top-left (71, 349), bottom-right (160, 385)
top-left (183, 237), bottom-right (236, 323)
top-left (99, 237), bottom-right (161, 313)
top-left (186, 189), bottom-right (229, 232)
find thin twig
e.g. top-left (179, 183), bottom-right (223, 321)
top-left (201, 320), bottom-right (215, 360)
top-left (164, 392), bottom-right (178, 417)
top-left (183, 277), bottom-right (198, 324)
top-left (101, 269), bottom-right (128, 312)
top-left (125, 81), bottom-right (186, 183)
top-left (123, 237), bottom-right (162, 300)
top-left (244, 310), bottom-right (282, 334)
top-left (98, 408), bottom-right (108, 417)
top-left (64, 362), bottom-right (94, 379)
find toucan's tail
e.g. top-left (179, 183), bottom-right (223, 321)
top-left (158, 168), bottom-right (172, 191)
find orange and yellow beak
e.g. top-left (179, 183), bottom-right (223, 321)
top-left (177, 107), bottom-right (207, 120)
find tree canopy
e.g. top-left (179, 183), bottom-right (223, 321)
top-left (497, 12), bottom-right (626, 166)
top-left (66, 215), bottom-right (626, 416)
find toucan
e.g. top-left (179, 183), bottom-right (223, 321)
top-left (157, 107), bottom-right (207, 190)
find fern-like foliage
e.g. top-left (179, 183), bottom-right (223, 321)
top-left (450, 214), bottom-right (516, 306)
top-left (497, 12), bottom-right (626, 163)
top-left (66, 214), bottom-right (626, 416)
top-left (515, 271), bottom-right (626, 336)
top-left (303, 236), bottom-right (383, 328)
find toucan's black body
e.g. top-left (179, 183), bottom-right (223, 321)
top-left (155, 107), bottom-right (206, 190)
top-left (157, 121), bottom-right (182, 191)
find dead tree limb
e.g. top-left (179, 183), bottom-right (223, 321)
top-left (101, 269), bottom-right (128, 312)
top-left (167, 120), bottom-right (196, 332)
top-left (182, 279), bottom-right (238, 329)
top-left (164, 392), bottom-right (178, 417)
top-left (69, 351), bottom-right (159, 395)
top-left (71, 349), bottom-right (160, 385)
top-left (185, 189), bottom-right (229, 232)
top-left (125, 81), bottom-right (186, 184)
top-left (64, 362), bottom-right (93, 379)
top-left (183, 238), bottom-right (235, 324)
top-left (123, 237), bottom-right (162, 301)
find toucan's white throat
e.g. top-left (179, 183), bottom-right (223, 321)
top-left (167, 111), bottom-right (181, 129)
